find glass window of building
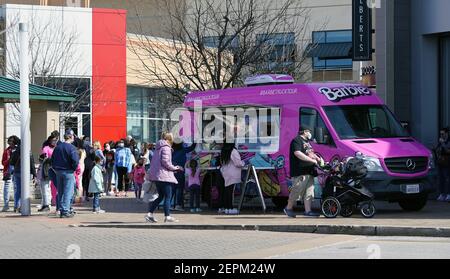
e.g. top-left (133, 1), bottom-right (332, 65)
top-left (312, 30), bottom-right (353, 70)
top-left (127, 86), bottom-right (179, 144)
top-left (256, 32), bottom-right (297, 70)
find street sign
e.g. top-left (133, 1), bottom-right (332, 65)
top-left (352, 0), bottom-right (373, 61)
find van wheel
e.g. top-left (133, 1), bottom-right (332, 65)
top-left (271, 197), bottom-right (288, 210)
top-left (398, 195), bottom-right (428, 212)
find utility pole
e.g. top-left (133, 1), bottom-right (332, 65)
top-left (19, 22), bottom-right (31, 216)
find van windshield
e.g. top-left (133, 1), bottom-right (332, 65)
top-left (323, 105), bottom-right (409, 139)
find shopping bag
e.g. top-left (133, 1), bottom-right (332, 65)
top-left (142, 181), bottom-right (159, 203)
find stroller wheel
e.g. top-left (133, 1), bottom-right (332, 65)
top-left (321, 197), bottom-right (341, 218)
top-left (360, 202), bottom-right (376, 218)
top-left (340, 205), bottom-right (354, 218)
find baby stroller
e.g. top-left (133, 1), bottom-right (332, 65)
top-left (318, 157), bottom-right (376, 218)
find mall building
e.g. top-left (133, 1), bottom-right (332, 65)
top-left (376, 0), bottom-right (450, 148)
top-left (0, 0), bottom-right (377, 150)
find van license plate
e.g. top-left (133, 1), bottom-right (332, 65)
top-left (406, 184), bottom-right (420, 194)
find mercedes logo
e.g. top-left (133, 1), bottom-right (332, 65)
top-left (406, 159), bottom-right (416, 171)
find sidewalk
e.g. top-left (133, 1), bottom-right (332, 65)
top-left (71, 197), bottom-right (450, 237)
top-left (2, 196), bottom-right (450, 237)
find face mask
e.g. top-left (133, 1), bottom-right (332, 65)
top-left (118, 143), bottom-right (125, 148)
top-left (307, 133), bottom-right (313, 140)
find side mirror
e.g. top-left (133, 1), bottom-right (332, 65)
top-left (315, 127), bottom-right (329, 145)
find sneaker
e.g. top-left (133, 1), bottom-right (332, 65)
top-left (195, 208), bottom-right (202, 213)
top-left (174, 205), bottom-right (184, 212)
top-left (60, 213), bottom-right (75, 218)
top-left (303, 211), bottom-right (321, 218)
top-left (38, 206), bottom-right (50, 212)
top-left (164, 216), bottom-right (179, 223)
top-left (437, 194), bottom-right (446, 201)
top-left (283, 207), bottom-right (296, 218)
top-left (190, 208), bottom-right (196, 213)
top-left (217, 208), bottom-right (225, 214)
top-left (229, 209), bottom-right (239, 215)
top-left (1, 206), bottom-right (9, 212)
top-left (145, 215), bottom-right (158, 223)
top-left (93, 209), bottom-right (106, 214)
top-left (445, 195), bottom-right (450, 202)
top-left (13, 207), bottom-right (21, 213)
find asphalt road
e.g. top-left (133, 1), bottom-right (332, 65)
top-left (1, 218), bottom-right (449, 259)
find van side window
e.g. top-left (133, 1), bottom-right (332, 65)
top-left (300, 108), bottom-right (334, 146)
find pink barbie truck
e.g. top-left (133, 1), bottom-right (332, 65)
top-left (183, 75), bottom-right (437, 211)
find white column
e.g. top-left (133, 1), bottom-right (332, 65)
top-left (20, 22), bottom-right (31, 216)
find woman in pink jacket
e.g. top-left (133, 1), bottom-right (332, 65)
top-left (220, 142), bottom-right (245, 215)
top-left (145, 132), bottom-right (183, 223)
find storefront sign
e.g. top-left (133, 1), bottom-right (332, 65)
top-left (319, 86), bottom-right (372, 102)
top-left (352, 0), bottom-right (373, 61)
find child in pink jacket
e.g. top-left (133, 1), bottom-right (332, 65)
top-left (131, 158), bottom-right (146, 200)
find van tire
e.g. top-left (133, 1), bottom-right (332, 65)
top-left (271, 197), bottom-right (288, 209)
top-left (398, 195), bottom-right (428, 212)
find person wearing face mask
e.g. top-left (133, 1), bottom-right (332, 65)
top-left (435, 128), bottom-right (450, 202)
top-left (114, 139), bottom-right (133, 197)
top-left (284, 127), bottom-right (321, 218)
top-left (103, 143), bottom-right (115, 195)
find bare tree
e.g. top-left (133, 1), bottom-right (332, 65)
top-left (128, 0), bottom-right (324, 102)
top-left (0, 11), bottom-right (91, 129)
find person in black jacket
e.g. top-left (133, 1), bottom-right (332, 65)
top-left (9, 141), bottom-right (36, 213)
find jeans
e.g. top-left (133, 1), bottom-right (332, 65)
top-left (148, 181), bottom-right (173, 216)
top-left (172, 174), bottom-right (185, 207)
top-left (438, 165), bottom-right (450, 195)
top-left (2, 179), bottom-right (12, 207)
top-left (134, 183), bottom-right (143, 199)
top-left (40, 180), bottom-right (52, 207)
top-left (55, 170), bottom-right (75, 216)
top-left (103, 168), bottom-right (113, 193)
top-left (93, 193), bottom-right (100, 211)
top-left (189, 185), bottom-right (201, 209)
top-left (13, 172), bottom-right (21, 209)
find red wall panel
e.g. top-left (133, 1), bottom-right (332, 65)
top-left (92, 8), bottom-right (127, 145)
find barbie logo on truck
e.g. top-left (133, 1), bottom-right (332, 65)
top-left (182, 74), bottom-right (436, 211)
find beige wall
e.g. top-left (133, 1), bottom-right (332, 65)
top-left (90, 0), bottom-right (184, 38)
top-left (29, 100), bottom-right (60, 158)
top-left (0, 99), bottom-right (61, 162)
top-left (127, 34), bottom-right (216, 89)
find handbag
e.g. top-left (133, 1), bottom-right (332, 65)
top-left (2, 172), bottom-right (11, 181)
top-left (142, 181), bottom-right (159, 203)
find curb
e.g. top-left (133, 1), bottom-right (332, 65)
top-left (76, 223), bottom-right (450, 238)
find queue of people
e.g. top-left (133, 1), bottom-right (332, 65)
top-left (2, 126), bottom-right (448, 222)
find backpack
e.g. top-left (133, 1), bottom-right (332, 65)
top-left (41, 157), bottom-right (52, 180)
